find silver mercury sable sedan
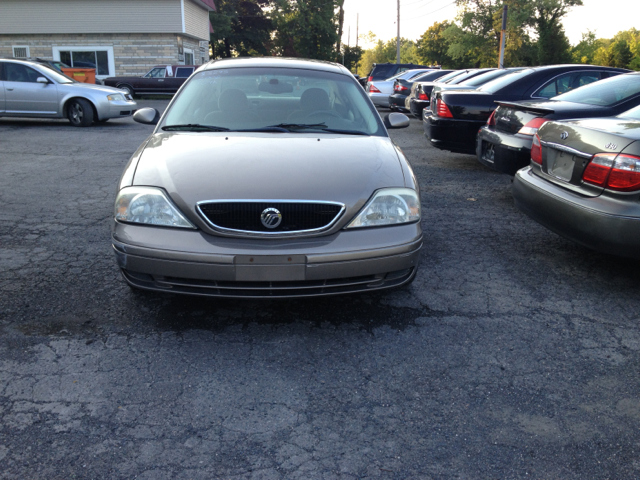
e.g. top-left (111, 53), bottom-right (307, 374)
top-left (112, 57), bottom-right (422, 297)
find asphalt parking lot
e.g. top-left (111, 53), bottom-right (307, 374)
top-left (1, 101), bottom-right (640, 479)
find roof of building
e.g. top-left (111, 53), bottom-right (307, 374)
top-left (198, 0), bottom-right (216, 11)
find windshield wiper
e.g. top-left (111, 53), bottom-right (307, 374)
top-left (162, 124), bottom-right (230, 132)
top-left (265, 123), bottom-right (368, 135)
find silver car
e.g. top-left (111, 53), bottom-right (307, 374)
top-left (112, 57), bottom-right (422, 298)
top-left (0, 58), bottom-right (137, 126)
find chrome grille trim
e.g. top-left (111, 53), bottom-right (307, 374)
top-left (196, 199), bottom-right (346, 237)
top-left (540, 141), bottom-right (593, 159)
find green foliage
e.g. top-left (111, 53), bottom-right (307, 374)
top-left (585, 29), bottom-right (640, 70)
top-left (209, 0), bottom-right (273, 58)
top-left (356, 38), bottom-right (422, 76)
top-left (271, 0), bottom-right (341, 60)
top-left (417, 21), bottom-right (463, 67)
top-left (342, 45), bottom-right (363, 73)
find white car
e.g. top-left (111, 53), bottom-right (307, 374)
top-left (0, 58), bottom-right (137, 126)
top-left (367, 69), bottom-right (433, 108)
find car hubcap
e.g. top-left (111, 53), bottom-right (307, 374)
top-left (71, 104), bottom-right (83, 123)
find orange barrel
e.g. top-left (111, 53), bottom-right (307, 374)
top-left (61, 68), bottom-right (96, 84)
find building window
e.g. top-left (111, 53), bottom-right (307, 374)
top-left (184, 48), bottom-right (194, 65)
top-left (52, 46), bottom-right (115, 79)
top-left (12, 46), bottom-right (30, 59)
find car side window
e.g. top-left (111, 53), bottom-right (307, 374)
top-left (145, 68), bottom-right (166, 78)
top-left (175, 67), bottom-right (194, 78)
top-left (534, 71), bottom-right (603, 98)
top-left (5, 63), bottom-right (41, 83)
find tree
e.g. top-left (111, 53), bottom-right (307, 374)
top-left (531, 0), bottom-right (581, 64)
top-left (342, 45), bottom-right (363, 72)
top-left (571, 30), bottom-right (600, 64)
top-left (417, 21), bottom-right (457, 67)
top-left (611, 39), bottom-right (634, 68)
top-left (356, 38), bottom-right (420, 76)
top-left (209, 0), bottom-right (273, 58)
top-left (272, 0), bottom-right (342, 61)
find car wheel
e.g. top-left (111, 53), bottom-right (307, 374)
top-left (67, 98), bottom-right (94, 127)
top-left (117, 84), bottom-right (134, 96)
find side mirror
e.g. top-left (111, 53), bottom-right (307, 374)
top-left (133, 107), bottom-right (160, 125)
top-left (384, 112), bottom-right (410, 129)
top-left (37, 77), bottom-right (49, 84)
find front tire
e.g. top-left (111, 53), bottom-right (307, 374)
top-left (67, 98), bottom-right (94, 127)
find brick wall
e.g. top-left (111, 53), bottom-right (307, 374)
top-left (0, 33), bottom-right (210, 76)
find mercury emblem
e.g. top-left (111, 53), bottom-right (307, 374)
top-left (260, 208), bottom-right (282, 229)
top-left (560, 131), bottom-right (569, 140)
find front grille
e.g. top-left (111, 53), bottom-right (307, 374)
top-left (198, 201), bottom-right (344, 234)
top-left (122, 268), bottom-right (415, 298)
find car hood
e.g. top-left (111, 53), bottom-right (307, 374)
top-left (132, 132), bottom-right (406, 220)
top-left (59, 82), bottom-right (129, 95)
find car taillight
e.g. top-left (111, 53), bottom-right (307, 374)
top-left (397, 85), bottom-right (408, 92)
top-left (436, 99), bottom-right (453, 118)
top-left (583, 153), bottom-right (640, 191)
top-left (531, 134), bottom-right (542, 165)
top-left (418, 93), bottom-right (429, 100)
top-left (367, 76), bottom-right (373, 83)
top-left (487, 110), bottom-right (496, 126)
top-left (369, 84), bottom-right (381, 93)
top-left (518, 117), bottom-right (548, 136)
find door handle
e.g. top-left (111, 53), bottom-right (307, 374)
top-left (6, 88), bottom-right (14, 91)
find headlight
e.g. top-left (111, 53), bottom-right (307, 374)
top-left (115, 187), bottom-right (196, 228)
top-left (107, 93), bottom-right (125, 102)
top-left (346, 188), bottom-right (420, 228)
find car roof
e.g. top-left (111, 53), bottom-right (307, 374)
top-left (199, 57), bottom-right (350, 76)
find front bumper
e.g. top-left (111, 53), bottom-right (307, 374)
top-left (368, 92), bottom-right (391, 107)
top-left (476, 127), bottom-right (533, 175)
top-left (112, 222), bottom-right (423, 297)
top-left (423, 116), bottom-right (482, 155)
top-left (513, 167), bottom-right (640, 258)
top-left (97, 99), bottom-right (138, 120)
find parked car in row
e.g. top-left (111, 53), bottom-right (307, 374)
top-left (113, 57), bottom-right (421, 298)
top-left (367, 68), bottom-right (434, 107)
top-left (103, 64), bottom-right (197, 95)
top-left (478, 72), bottom-right (640, 175)
top-left (512, 105), bottom-right (640, 258)
top-left (359, 62), bottom-right (434, 88)
top-left (389, 69), bottom-right (453, 112)
top-left (0, 58), bottom-right (137, 126)
top-left (408, 70), bottom-right (473, 119)
top-left (424, 65), bottom-right (630, 154)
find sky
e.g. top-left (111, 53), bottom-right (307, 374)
top-left (341, 0), bottom-right (640, 49)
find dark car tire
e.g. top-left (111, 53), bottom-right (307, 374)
top-left (117, 83), bottom-right (134, 96)
top-left (67, 98), bottom-right (94, 127)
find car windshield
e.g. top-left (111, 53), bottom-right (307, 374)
top-left (440, 71), bottom-right (466, 83)
top-left (477, 69), bottom-right (535, 93)
top-left (553, 73), bottom-right (640, 106)
top-left (414, 70), bottom-right (451, 82)
top-left (162, 67), bottom-right (385, 136)
top-left (39, 64), bottom-right (75, 84)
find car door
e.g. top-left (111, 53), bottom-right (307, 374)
top-left (163, 67), bottom-right (194, 92)
top-left (4, 63), bottom-right (58, 115)
top-left (0, 63), bottom-right (5, 113)
top-left (140, 67), bottom-right (168, 93)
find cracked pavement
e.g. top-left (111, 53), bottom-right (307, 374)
top-left (1, 102), bottom-right (640, 479)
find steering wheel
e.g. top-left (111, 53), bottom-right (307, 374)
top-left (306, 110), bottom-right (341, 119)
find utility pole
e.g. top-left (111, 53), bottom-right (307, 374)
top-left (355, 13), bottom-right (359, 74)
top-left (498, 4), bottom-right (508, 68)
top-left (396, 0), bottom-right (400, 63)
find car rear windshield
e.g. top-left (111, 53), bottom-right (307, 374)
top-left (618, 104), bottom-right (640, 120)
top-left (477, 69), bottom-right (535, 93)
top-left (553, 73), bottom-right (640, 106)
top-left (459, 68), bottom-right (522, 87)
top-left (414, 70), bottom-right (452, 82)
top-left (163, 67), bottom-right (385, 136)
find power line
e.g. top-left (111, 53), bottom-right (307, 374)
top-left (403, 0), bottom-right (457, 20)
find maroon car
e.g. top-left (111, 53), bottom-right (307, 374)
top-left (103, 65), bottom-right (197, 95)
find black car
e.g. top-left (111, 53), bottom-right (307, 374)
top-left (512, 106), bottom-right (640, 258)
top-left (409, 70), bottom-right (485, 119)
top-left (424, 65), bottom-right (631, 155)
top-left (478, 72), bottom-right (640, 175)
top-left (389, 70), bottom-right (453, 112)
top-left (361, 62), bottom-right (433, 88)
